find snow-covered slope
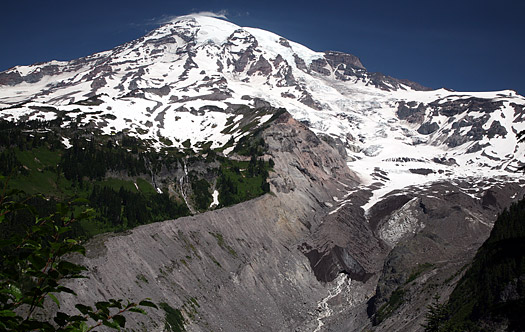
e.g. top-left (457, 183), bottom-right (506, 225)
top-left (1, 14), bottom-right (524, 213)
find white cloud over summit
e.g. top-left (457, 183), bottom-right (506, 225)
top-left (154, 10), bottom-right (229, 25)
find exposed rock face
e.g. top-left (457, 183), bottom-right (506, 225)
top-left (247, 55), bottom-right (273, 76)
top-left (302, 198), bottom-right (384, 283)
top-left (397, 101), bottom-right (427, 123)
top-left (53, 112), bottom-right (360, 331)
top-left (324, 51), bottom-right (365, 70)
top-left (0, 63), bottom-right (64, 85)
top-left (417, 122), bottom-right (439, 135)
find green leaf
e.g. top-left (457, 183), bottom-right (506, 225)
top-left (57, 260), bottom-right (84, 275)
top-left (0, 310), bottom-right (17, 317)
top-left (128, 307), bottom-right (147, 315)
top-left (80, 321), bottom-right (89, 332)
top-left (88, 311), bottom-right (103, 322)
top-left (57, 226), bottom-right (71, 234)
top-left (75, 304), bottom-right (92, 315)
top-left (57, 286), bottom-right (77, 295)
top-left (95, 301), bottom-right (110, 311)
top-left (54, 311), bottom-right (69, 326)
top-left (8, 284), bottom-right (23, 301)
top-left (139, 300), bottom-right (158, 309)
top-left (49, 293), bottom-right (60, 308)
top-left (48, 269), bottom-right (60, 280)
top-left (113, 314), bottom-right (126, 327)
top-left (108, 298), bottom-right (123, 309)
top-left (56, 202), bottom-right (68, 216)
top-left (102, 319), bottom-right (120, 330)
top-left (28, 254), bottom-right (48, 270)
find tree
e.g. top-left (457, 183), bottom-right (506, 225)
top-left (0, 183), bottom-right (157, 331)
top-left (422, 294), bottom-right (449, 332)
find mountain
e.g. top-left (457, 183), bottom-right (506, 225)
top-left (1, 15), bottom-right (524, 207)
top-left (1, 13), bottom-right (524, 331)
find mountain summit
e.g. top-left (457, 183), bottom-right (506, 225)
top-left (1, 14), bottom-right (524, 211)
top-left (1, 13), bottom-right (525, 332)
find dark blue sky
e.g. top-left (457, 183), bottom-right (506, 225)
top-left (2, 0), bottom-right (524, 94)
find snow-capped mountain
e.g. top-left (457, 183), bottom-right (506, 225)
top-left (4, 13), bottom-right (525, 332)
top-left (1, 13), bottom-right (524, 213)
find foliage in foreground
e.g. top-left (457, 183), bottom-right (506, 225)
top-left (0, 184), bottom-right (157, 331)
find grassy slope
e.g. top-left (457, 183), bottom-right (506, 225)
top-left (1, 118), bottom-right (272, 239)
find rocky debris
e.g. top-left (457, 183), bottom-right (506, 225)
top-left (0, 70), bottom-right (24, 86)
top-left (442, 115), bottom-right (507, 148)
top-left (334, 65), bottom-right (362, 81)
top-left (263, 111), bottom-right (357, 197)
top-left (225, 29), bottom-right (259, 73)
top-left (367, 194), bottom-right (414, 231)
top-left (466, 142), bottom-right (490, 153)
top-left (90, 76), bottom-right (107, 90)
top-left (370, 72), bottom-right (432, 92)
top-left (144, 35), bottom-right (178, 48)
top-left (376, 197), bottom-right (424, 247)
top-left (71, 95), bottom-right (105, 106)
top-left (487, 120), bottom-right (508, 138)
top-left (274, 65), bottom-right (296, 87)
top-left (304, 245), bottom-right (372, 282)
top-left (175, 89), bottom-right (232, 102)
top-left (396, 78), bottom-right (433, 91)
top-left (293, 49), bottom-right (429, 92)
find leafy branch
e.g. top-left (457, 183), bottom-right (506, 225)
top-left (0, 179), bottom-right (157, 331)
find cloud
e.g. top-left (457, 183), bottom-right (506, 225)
top-left (152, 10), bottom-right (229, 25)
top-left (130, 10), bottom-right (229, 30)
top-left (190, 10), bottom-right (229, 20)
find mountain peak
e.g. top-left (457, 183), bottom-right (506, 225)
top-left (0, 15), bottom-right (524, 198)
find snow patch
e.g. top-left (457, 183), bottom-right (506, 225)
top-left (210, 189), bottom-right (219, 208)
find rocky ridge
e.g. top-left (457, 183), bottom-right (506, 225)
top-left (1, 13), bottom-right (524, 331)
